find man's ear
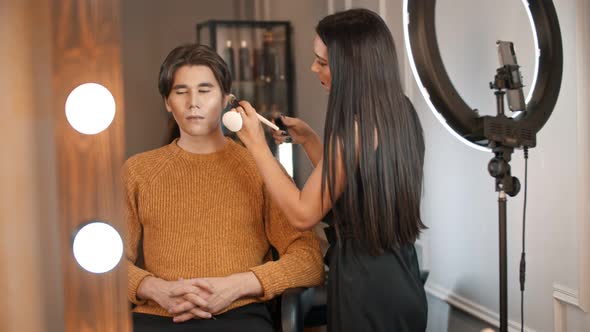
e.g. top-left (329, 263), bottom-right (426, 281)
top-left (163, 97), bottom-right (172, 113)
top-left (222, 94), bottom-right (230, 108)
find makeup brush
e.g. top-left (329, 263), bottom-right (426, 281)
top-left (222, 94), bottom-right (279, 132)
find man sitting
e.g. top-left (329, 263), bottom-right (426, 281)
top-left (122, 43), bottom-right (324, 332)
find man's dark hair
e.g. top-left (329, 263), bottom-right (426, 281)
top-left (158, 43), bottom-right (232, 98)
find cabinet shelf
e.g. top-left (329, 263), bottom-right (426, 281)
top-left (197, 20), bottom-right (295, 177)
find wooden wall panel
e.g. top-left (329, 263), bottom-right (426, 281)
top-left (50, 0), bottom-right (130, 331)
top-left (1, 1), bottom-right (62, 331)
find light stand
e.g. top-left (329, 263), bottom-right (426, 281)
top-left (404, 1), bottom-right (563, 330)
top-left (486, 44), bottom-right (531, 331)
top-left (488, 84), bottom-right (523, 332)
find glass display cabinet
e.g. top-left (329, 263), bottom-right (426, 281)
top-left (197, 20), bottom-right (295, 177)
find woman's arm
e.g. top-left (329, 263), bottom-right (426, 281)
top-left (236, 101), bottom-right (346, 230)
top-left (271, 115), bottom-right (323, 167)
top-left (301, 134), bottom-right (323, 167)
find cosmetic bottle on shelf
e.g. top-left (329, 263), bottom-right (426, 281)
top-left (222, 40), bottom-right (236, 80)
top-left (261, 30), bottom-right (277, 83)
top-left (238, 40), bottom-right (252, 81)
top-left (254, 47), bottom-right (263, 81)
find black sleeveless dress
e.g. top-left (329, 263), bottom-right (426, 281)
top-left (324, 223), bottom-right (428, 332)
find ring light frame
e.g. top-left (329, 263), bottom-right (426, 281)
top-left (403, 0), bottom-right (563, 151)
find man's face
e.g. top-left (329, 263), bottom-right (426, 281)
top-left (165, 65), bottom-right (229, 139)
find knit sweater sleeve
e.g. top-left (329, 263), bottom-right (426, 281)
top-left (121, 160), bottom-right (153, 305)
top-left (249, 184), bottom-right (325, 300)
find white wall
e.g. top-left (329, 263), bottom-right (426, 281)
top-left (565, 0), bottom-right (590, 329)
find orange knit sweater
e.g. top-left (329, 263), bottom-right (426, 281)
top-left (122, 138), bottom-right (324, 317)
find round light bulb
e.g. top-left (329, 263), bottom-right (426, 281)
top-left (72, 222), bottom-right (123, 274)
top-left (65, 83), bottom-right (116, 135)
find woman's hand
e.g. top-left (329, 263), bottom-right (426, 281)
top-left (271, 115), bottom-right (319, 146)
top-left (271, 115), bottom-right (323, 167)
top-left (234, 101), bottom-right (268, 151)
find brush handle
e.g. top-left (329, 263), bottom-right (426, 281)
top-left (229, 95), bottom-right (279, 131)
top-left (256, 113), bottom-right (279, 131)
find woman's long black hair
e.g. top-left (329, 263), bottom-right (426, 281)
top-left (317, 8), bottom-right (426, 255)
